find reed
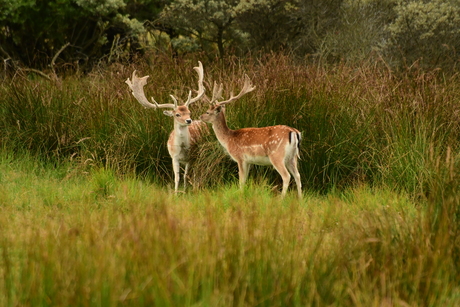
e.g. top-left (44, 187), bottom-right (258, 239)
top-left (2, 53), bottom-right (460, 195)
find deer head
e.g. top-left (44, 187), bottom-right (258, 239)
top-left (125, 61), bottom-right (206, 126)
top-left (200, 74), bottom-right (256, 124)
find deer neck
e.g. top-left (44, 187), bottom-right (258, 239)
top-left (172, 121), bottom-right (191, 149)
top-left (211, 110), bottom-right (235, 148)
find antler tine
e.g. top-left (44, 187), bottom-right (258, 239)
top-left (185, 61), bottom-right (206, 107)
top-left (217, 74), bottom-right (256, 106)
top-left (168, 95), bottom-right (179, 108)
top-left (149, 94), bottom-right (177, 109)
top-left (125, 70), bottom-right (159, 109)
top-left (210, 81), bottom-right (224, 104)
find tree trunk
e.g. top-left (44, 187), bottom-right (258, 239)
top-left (216, 25), bottom-right (225, 59)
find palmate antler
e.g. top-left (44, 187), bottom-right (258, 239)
top-left (125, 61), bottom-right (206, 110)
top-left (217, 74), bottom-right (256, 106)
top-left (208, 81), bottom-right (223, 105)
top-left (124, 71), bottom-right (158, 109)
top-left (205, 74), bottom-right (256, 106)
top-left (187, 62), bottom-right (206, 106)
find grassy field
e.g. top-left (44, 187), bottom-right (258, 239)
top-left (0, 152), bottom-right (458, 306)
top-left (0, 53), bottom-right (459, 305)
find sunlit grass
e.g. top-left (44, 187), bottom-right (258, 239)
top-left (0, 152), bottom-right (459, 306)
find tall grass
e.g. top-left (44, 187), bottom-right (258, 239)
top-left (0, 151), bottom-right (458, 306)
top-left (2, 53), bottom-right (460, 194)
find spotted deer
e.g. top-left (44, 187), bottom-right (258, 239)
top-left (200, 75), bottom-right (302, 198)
top-left (125, 61), bottom-right (208, 192)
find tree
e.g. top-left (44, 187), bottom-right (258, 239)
top-left (313, 0), bottom-right (396, 63)
top-left (0, 0), bottom-right (148, 73)
top-left (159, 0), bottom-right (256, 58)
top-left (288, 0), bottom-right (345, 57)
top-left (236, 0), bottom-right (301, 52)
top-left (159, 0), bottom-right (348, 59)
top-left (385, 0), bottom-right (460, 70)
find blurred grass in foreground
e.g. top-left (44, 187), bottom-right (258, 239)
top-left (0, 151), bottom-right (458, 306)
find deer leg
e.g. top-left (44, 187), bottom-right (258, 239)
top-left (286, 157), bottom-right (302, 198)
top-left (172, 158), bottom-right (181, 192)
top-left (183, 162), bottom-right (190, 191)
top-left (237, 161), bottom-right (250, 190)
top-left (270, 157), bottom-right (291, 198)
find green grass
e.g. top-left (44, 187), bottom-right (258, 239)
top-left (1, 52), bottom-right (460, 305)
top-left (0, 151), bottom-right (459, 306)
top-left (2, 54), bottom-right (460, 194)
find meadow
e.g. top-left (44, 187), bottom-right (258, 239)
top-left (0, 53), bottom-right (459, 306)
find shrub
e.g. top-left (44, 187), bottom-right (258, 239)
top-left (384, 0), bottom-right (460, 71)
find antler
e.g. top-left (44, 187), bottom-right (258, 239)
top-left (206, 81), bottom-right (224, 104)
top-left (125, 61), bottom-right (206, 110)
top-left (185, 61), bottom-right (206, 107)
top-left (215, 74), bottom-right (256, 106)
top-left (125, 71), bottom-right (162, 109)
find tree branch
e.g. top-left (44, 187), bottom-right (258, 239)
top-left (51, 42), bottom-right (70, 78)
top-left (20, 68), bottom-right (52, 80)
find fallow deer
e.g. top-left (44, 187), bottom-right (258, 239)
top-left (200, 75), bottom-right (302, 198)
top-left (125, 61), bottom-right (208, 192)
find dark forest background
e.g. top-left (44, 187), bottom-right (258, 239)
top-left (1, 0), bottom-right (459, 76)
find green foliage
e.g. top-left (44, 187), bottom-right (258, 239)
top-left (159, 0), bottom-right (347, 59)
top-left (2, 0), bottom-right (459, 72)
top-left (289, 0), bottom-right (345, 57)
top-left (385, 0), bottom-right (460, 70)
top-left (235, 0), bottom-right (301, 53)
top-left (0, 0), bottom-right (146, 71)
top-left (75, 0), bottom-right (126, 14)
top-left (159, 0), bottom-right (254, 57)
top-left (318, 0), bottom-right (397, 63)
top-left (90, 167), bottom-right (118, 199)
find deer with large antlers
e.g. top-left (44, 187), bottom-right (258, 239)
top-left (200, 75), bottom-right (302, 198)
top-left (125, 61), bottom-right (208, 192)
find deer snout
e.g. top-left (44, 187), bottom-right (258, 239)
top-left (185, 119), bottom-right (192, 125)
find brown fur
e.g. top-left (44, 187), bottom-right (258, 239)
top-left (201, 105), bottom-right (302, 198)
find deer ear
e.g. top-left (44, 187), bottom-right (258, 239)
top-left (163, 110), bottom-right (174, 117)
top-left (215, 105), bottom-right (223, 113)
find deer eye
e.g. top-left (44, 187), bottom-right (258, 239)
top-left (206, 112), bottom-right (210, 115)
top-left (175, 113), bottom-right (180, 117)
